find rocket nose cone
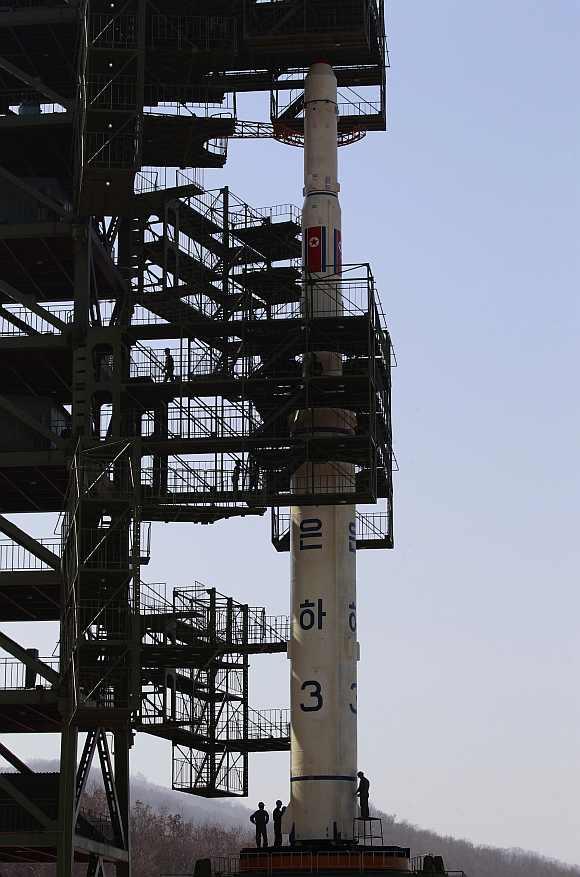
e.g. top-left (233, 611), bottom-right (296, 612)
top-left (305, 62), bottom-right (337, 102)
top-left (307, 61), bottom-right (336, 78)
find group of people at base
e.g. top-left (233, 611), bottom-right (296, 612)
top-left (250, 800), bottom-right (286, 849)
top-left (249, 772), bottom-right (370, 849)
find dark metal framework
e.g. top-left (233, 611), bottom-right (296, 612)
top-left (0, 2), bottom-right (391, 875)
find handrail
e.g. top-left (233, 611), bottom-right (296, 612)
top-left (0, 657), bottom-right (60, 690)
top-left (0, 538), bottom-right (61, 572)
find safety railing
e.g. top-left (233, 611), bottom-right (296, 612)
top-left (85, 131), bottom-right (136, 168)
top-left (139, 581), bottom-right (173, 613)
top-left (172, 745), bottom-right (246, 796)
top-left (212, 857), bottom-right (240, 877)
top-left (87, 75), bottom-right (138, 111)
top-left (75, 600), bottom-right (133, 639)
top-left (246, 708), bottom-right (290, 741)
top-left (273, 88), bottom-right (381, 124)
top-left (0, 306), bottom-right (72, 336)
top-left (238, 847), bottom-right (414, 874)
top-left (272, 508), bottom-right (390, 549)
top-left (141, 459), bottom-right (370, 503)
top-left (150, 14), bottom-right (238, 52)
top-left (72, 523), bottom-right (151, 569)
top-left (0, 538), bottom-right (60, 572)
top-left (229, 201), bottom-right (301, 229)
top-left (0, 657), bottom-right (59, 690)
top-left (4, 95), bottom-right (68, 116)
top-left (145, 90), bottom-right (236, 120)
top-left (247, 610), bottom-right (289, 645)
top-left (141, 459), bottom-right (269, 500)
top-left (134, 167), bottom-right (203, 196)
top-left (135, 263), bottom-right (382, 324)
top-left (89, 12), bottom-right (137, 48)
top-left (149, 405), bottom-right (260, 442)
top-left (246, 0), bottom-right (381, 35)
top-left (211, 704), bottom-right (289, 743)
top-left (134, 401), bottom-right (261, 445)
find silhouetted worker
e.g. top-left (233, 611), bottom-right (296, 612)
top-left (232, 459), bottom-right (241, 493)
top-left (249, 457), bottom-right (260, 491)
top-left (163, 348), bottom-right (175, 382)
top-left (273, 800), bottom-right (286, 848)
top-left (24, 648), bottom-right (39, 689)
top-left (250, 802), bottom-right (269, 848)
top-left (356, 771), bottom-right (370, 820)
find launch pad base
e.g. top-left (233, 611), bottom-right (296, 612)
top-left (239, 847), bottom-right (411, 875)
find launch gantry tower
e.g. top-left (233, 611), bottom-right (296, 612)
top-left (0, 3), bottom-right (394, 876)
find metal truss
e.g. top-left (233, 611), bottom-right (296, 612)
top-left (0, 2), bottom-right (390, 875)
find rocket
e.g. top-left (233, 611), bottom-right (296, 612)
top-left (286, 62), bottom-right (359, 844)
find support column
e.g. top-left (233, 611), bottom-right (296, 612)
top-left (114, 730), bottom-right (132, 877)
top-left (57, 725), bottom-right (78, 877)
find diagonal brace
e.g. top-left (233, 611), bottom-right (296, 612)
top-left (0, 165), bottom-right (69, 220)
top-left (0, 741), bottom-right (34, 775)
top-left (0, 55), bottom-right (72, 110)
top-left (0, 774), bottom-right (57, 829)
top-left (0, 276), bottom-right (67, 332)
top-left (0, 514), bottom-right (60, 570)
top-left (0, 305), bottom-right (39, 336)
top-left (74, 730), bottom-right (98, 822)
top-left (97, 731), bottom-right (126, 849)
top-left (0, 630), bottom-right (60, 686)
top-left (0, 395), bottom-right (67, 450)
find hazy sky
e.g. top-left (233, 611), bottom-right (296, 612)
top-left (5, 0), bottom-right (580, 867)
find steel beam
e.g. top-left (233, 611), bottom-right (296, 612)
top-left (0, 741), bottom-right (34, 774)
top-left (56, 725), bottom-right (77, 877)
top-left (0, 277), bottom-right (68, 332)
top-left (0, 630), bottom-right (60, 685)
top-left (74, 730), bottom-right (99, 823)
top-left (0, 395), bottom-right (67, 450)
top-left (0, 167), bottom-right (69, 221)
top-left (0, 775), bottom-right (56, 830)
top-left (0, 515), bottom-right (60, 570)
top-left (0, 306), bottom-right (39, 336)
top-left (0, 56), bottom-right (72, 110)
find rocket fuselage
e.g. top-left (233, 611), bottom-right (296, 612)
top-left (288, 63), bottom-right (359, 844)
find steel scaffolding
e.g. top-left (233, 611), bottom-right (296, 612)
top-left (0, 2), bottom-right (398, 875)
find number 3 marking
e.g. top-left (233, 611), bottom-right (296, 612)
top-left (349, 682), bottom-right (357, 714)
top-left (300, 680), bottom-right (323, 712)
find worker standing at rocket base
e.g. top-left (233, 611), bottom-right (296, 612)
top-left (284, 62), bottom-right (360, 844)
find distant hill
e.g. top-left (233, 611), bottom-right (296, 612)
top-left (376, 809), bottom-right (579, 877)
top-left (17, 763), bottom-right (579, 877)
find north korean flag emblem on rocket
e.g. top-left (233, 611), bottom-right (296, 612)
top-left (306, 226), bottom-right (326, 272)
top-left (334, 228), bottom-right (342, 273)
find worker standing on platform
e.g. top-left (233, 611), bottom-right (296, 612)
top-left (250, 802), bottom-right (269, 848)
top-left (163, 348), bottom-right (175, 382)
top-left (356, 771), bottom-right (370, 820)
top-left (272, 800), bottom-right (286, 847)
top-left (249, 456), bottom-right (260, 491)
top-left (232, 459), bottom-right (241, 494)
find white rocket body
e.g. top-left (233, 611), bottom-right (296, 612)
top-left (287, 63), bottom-right (359, 844)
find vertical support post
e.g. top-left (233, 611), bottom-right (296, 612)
top-left (222, 186), bottom-right (230, 305)
top-left (208, 588), bottom-right (217, 790)
top-left (73, 225), bottom-right (91, 333)
top-left (114, 730), bottom-right (132, 877)
top-left (56, 724), bottom-right (78, 877)
top-left (242, 604), bottom-right (249, 797)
